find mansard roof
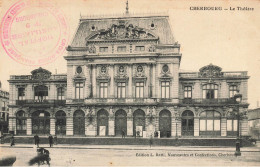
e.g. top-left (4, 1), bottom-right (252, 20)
top-left (70, 14), bottom-right (175, 47)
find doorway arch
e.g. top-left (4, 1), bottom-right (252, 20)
top-left (97, 109), bottom-right (109, 136)
top-left (159, 110), bottom-right (171, 137)
top-left (55, 110), bottom-right (66, 135)
top-left (181, 110), bottom-right (194, 136)
top-left (133, 109), bottom-right (145, 137)
top-left (32, 111), bottom-right (50, 135)
top-left (73, 110), bottom-right (85, 135)
top-left (115, 110), bottom-right (127, 136)
top-left (16, 110), bottom-right (26, 135)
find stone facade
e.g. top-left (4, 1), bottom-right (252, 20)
top-left (8, 14), bottom-right (249, 138)
top-left (0, 81), bottom-right (9, 135)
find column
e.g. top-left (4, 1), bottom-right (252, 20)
top-left (108, 107), bottom-right (115, 136)
top-left (127, 117), bottom-right (133, 136)
top-left (66, 117), bottom-right (73, 135)
top-left (50, 117), bottom-right (55, 135)
top-left (127, 107), bottom-right (133, 136)
top-left (110, 65), bottom-right (114, 98)
top-left (172, 117), bottom-right (177, 137)
top-left (221, 118), bottom-right (227, 136)
top-left (152, 63), bottom-right (156, 98)
top-left (194, 117), bottom-right (200, 136)
top-left (128, 65), bottom-right (132, 98)
top-left (93, 65), bottom-right (96, 98)
top-left (26, 118), bottom-right (32, 135)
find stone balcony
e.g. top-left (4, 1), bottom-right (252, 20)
top-left (16, 100), bottom-right (66, 107)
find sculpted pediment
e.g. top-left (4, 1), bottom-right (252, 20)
top-left (86, 23), bottom-right (158, 42)
top-left (199, 64), bottom-right (223, 78)
top-left (31, 67), bottom-right (51, 80)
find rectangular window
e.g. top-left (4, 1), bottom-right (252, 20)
top-left (229, 85), bottom-right (238, 98)
top-left (135, 82), bottom-right (144, 98)
top-left (117, 46), bottom-right (126, 52)
top-left (117, 82), bottom-right (126, 98)
top-left (161, 81), bottom-right (170, 98)
top-left (227, 119), bottom-right (237, 131)
top-left (18, 88), bottom-right (25, 100)
top-left (99, 47), bottom-right (108, 52)
top-left (184, 86), bottom-right (192, 98)
top-left (100, 82), bottom-right (108, 98)
top-left (207, 120), bottom-right (213, 131)
top-left (75, 83), bottom-right (84, 99)
top-left (214, 120), bottom-right (220, 131)
top-left (200, 120), bottom-right (206, 131)
top-left (57, 87), bottom-right (65, 100)
top-left (135, 46), bottom-right (145, 51)
top-left (203, 84), bottom-right (218, 99)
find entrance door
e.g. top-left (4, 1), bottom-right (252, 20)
top-left (115, 110), bottom-right (127, 136)
top-left (181, 110), bottom-right (194, 136)
top-left (97, 110), bottom-right (109, 136)
top-left (73, 110), bottom-right (85, 135)
top-left (55, 110), bottom-right (66, 135)
top-left (159, 110), bottom-right (171, 137)
top-left (32, 111), bottom-right (50, 135)
top-left (133, 110), bottom-right (145, 137)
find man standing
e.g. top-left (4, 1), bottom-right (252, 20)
top-left (34, 134), bottom-right (39, 147)
top-left (48, 134), bottom-right (53, 147)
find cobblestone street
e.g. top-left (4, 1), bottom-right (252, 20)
top-left (1, 144), bottom-right (260, 166)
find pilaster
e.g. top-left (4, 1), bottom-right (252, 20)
top-left (26, 118), bottom-right (32, 135)
top-left (50, 118), bottom-right (55, 135)
top-left (194, 117), bottom-right (199, 136)
top-left (221, 118), bottom-right (227, 136)
top-left (66, 117), bottom-right (73, 135)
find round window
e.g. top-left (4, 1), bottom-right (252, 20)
top-left (162, 64), bottom-right (169, 73)
top-left (119, 66), bottom-right (124, 72)
top-left (76, 66), bottom-right (82, 74)
top-left (101, 66), bottom-right (106, 73)
top-left (137, 65), bottom-right (143, 72)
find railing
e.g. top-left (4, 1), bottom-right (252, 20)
top-left (10, 75), bottom-right (67, 80)
top-left (16, 100), bottom-right (66, 106)
top-left (84, 98), bottom-right (158, 104)
top-left (179, 98), bottom-right (234, 104)
top-left (179, 71), bottom-right (248, 78)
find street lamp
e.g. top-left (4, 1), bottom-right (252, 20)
top-left (175, 112), bottom-right (180, 139)
top-left (233, 93), bottom-right (242, 156)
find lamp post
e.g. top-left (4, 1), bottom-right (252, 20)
top-left (175, 112), bottom-right (180, 139)
top-left (233, 94), bottom-right (242, 156)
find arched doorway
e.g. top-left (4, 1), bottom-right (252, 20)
top-left (133, 109), bottom-right (145, 137)
top-left (159, 110), bottom-right (171, 137)
top-left (55, 110), bottom-right (66, 135)
top-left (97, 109), bottom-right (109, 136)
top-left (32, 111), bottom-right (50, 135)
top-left (73, 110), bottom-right (85, 135)
top-left (115, 110), bottom-right (127, 136)
top-left (16, 110), bottom-right (26, 135)
top-left (199, 111), bottom-right (221, 136)
top-left (181, 110), bottom-right (194, 136)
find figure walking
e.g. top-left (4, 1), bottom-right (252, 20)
top-left (149, 134), bottom-right (153, 148)
top-left (48, 134), bottom-right (53, 147)
top-left (121, 129), bottom-right (125, 138)
top-left (10, 135), bottom-right (15, 146)
top-left (34, 134), bottom-right (40, 147)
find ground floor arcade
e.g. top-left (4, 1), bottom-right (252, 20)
top-left (8, 106), bottom-right (249, 138)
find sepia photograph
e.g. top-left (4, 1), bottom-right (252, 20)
top-left (0, 0), bottom-right (259, 166)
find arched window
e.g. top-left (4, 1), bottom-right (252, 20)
top-left (200, 111), bottom-right (221, 136)
top-left (202, 84), bottom-right (218, 99)
top-left (34, 86), bottom-right (48, 101)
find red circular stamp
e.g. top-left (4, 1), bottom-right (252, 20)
top-left (0, 0), bottom-right (69, 66)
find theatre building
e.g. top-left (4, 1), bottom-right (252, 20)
top-left (8, 13), bottom-right (249, 138)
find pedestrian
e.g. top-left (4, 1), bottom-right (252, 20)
top-left (54, 135), bottom-right (57, 145)
top-left (34, 134), bottom-right (40, 147)
top-left (10, 135), bottom-right (15, 146)
top-left (149, 134), bottom-right (153, 148)
top-left (48, 134), bottom-right (53, 147)
top-left (121, 129), bottom-right (125, 138)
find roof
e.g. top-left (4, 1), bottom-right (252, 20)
top-left (70, 14), bottom-right (175, 47)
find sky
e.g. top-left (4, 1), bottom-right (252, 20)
top-left (0, 0), bottom-right (259, 109)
